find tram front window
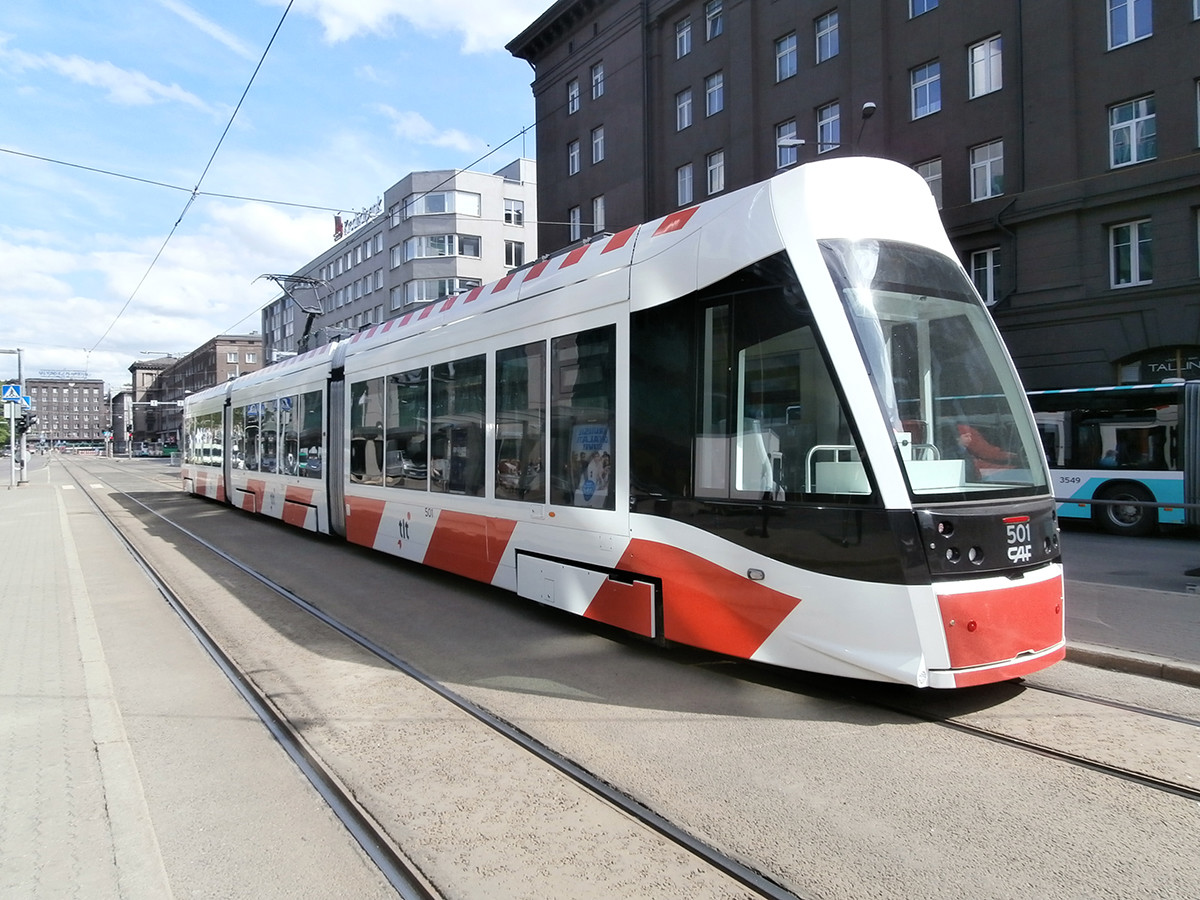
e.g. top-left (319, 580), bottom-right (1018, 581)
top-left (821, 239), bottom-right (1047, 499)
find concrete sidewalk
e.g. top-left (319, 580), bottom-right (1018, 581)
top-left (0, 462), bottom-right (394, 898)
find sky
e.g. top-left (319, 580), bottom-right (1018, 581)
top-left (0, 0), bottom-right (549, 393)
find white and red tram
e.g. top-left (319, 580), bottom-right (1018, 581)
top-left (183, 157), bottom-right (1065, 688)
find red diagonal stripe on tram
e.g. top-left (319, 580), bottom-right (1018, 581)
top-left (617, 539), bottom-right (801, 658)
top-left (424, 510), bottom-right (517, 584)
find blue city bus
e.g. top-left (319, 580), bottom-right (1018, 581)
top-left (1028, 381), bottom-right (1200, 535)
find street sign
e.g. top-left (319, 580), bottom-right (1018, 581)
top-left (1, 385), bottom-right (20, 401)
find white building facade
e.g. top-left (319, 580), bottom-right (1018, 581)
top-left (263, 159), bottom-right (537, 360)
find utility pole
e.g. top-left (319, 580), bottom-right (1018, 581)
top-left (1, 348), bottom-right (24, 485)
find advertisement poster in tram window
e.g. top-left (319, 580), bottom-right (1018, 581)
top-left (571, 424), bottom-right (611, 508)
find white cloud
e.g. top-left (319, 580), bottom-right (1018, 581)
top-left (377, 105), bottom-right (483, 155)
top-left (1, 45), bottom-right (214, 111)
top-left (156, 0), bottom-right (258, 61)
top-left (281, 0), bottom-right (548, 52)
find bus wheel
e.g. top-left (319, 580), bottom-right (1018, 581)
top-left (1094, 483), bottom-right (1157, 537)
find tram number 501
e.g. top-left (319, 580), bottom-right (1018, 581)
top-left (1005, 519), bottom-right (1033, 564)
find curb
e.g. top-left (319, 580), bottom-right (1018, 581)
top-left (1067, 642), bottom-right (1200, 688)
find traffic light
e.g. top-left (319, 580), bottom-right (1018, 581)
top-left (16, 413), bottom-right (35, 435)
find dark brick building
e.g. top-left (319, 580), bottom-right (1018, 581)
top-left (508, 0), bottom-right (1200, 388)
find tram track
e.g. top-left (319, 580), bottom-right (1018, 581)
top-left (864, 691), bottom-right (1200, 803)
top-left (62, 459), bottom-right (440, 900)
top-left (63, 456), bottom-right (802, 900)
top-left (62, 454), bottom-right (1200, 897)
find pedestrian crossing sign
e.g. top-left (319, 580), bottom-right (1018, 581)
top-left (1, 385), bottom-right (20, 401)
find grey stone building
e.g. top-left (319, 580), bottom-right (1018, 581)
top-left (22, 377), bottom-right (108, 446)
top-left (126, 336), bottom-right (263, 448)
top-left (508, 0), bottom-right (1200, 388)
top-left (262, 159), bottom-right (538, 361)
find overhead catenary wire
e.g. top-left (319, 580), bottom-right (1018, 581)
top-left (87, 0), bottom-right (297, 355)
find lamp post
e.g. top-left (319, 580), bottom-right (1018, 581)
top-left (776, 101), bottom-right (879, 166)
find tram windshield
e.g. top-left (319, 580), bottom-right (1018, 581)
top-left (821, 239), bottom-right (1047, 499)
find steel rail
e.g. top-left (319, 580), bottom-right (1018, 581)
top-left (63, 463), bottom-right (441, 900)
top-left (71, 457), bottom-right (804, 900)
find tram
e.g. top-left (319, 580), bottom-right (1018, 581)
top-left (182, 157), bottom-right (1064, 688)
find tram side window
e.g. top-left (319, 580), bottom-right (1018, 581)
top-left (551, 325), bottom-right (616, 509)
top-left (261, 399), bottom-right (278, 473)
top-left (299, 389), bottom-right (323, 478)
top-left (496, 342), bottom-right (546, 503)
top-left (279, 396), bottom-right (299, 475)
top-left (350, 378), bottom-right (385, 485)
top-left (385, 368), bottom-right (428, 490)
top-left (243, 403), bottom-right (261, 471)
top-left (230, 406), bottom-right (244, 469)
top-left (631, 253), bottom-right (871, 505)
top-left (431, 355), bottom-right (486, 495)
top-left (188, 411), bottom-right (223, 467)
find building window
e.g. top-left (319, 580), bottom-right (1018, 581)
top-left (776, 33), bottom-right (797, 82)
top-left (568, 139), bottom-right (581, 176)
top-left (591, 125), bottom-right (605, 164)
top-left (404, 278), bottom-right (481, 306)
top-left (817, 102), bottom-right (840, 153)
top-left (910, 0), bottom-right (938, 16)
top-left (227, 352), bottom-right (238, 363)
top-left (591, 62), bottom-right (605, 99)
top-left (403, 191), bottom-right (480, 218)
top-left (911, 61), bottom-right (941, 119)
top-left (970, 140), bottom-right (1004, 200)
top-left (505, 241), bottom-right (525, 268)
top-left (676, 88), bottom-right (693, 131)
top-left (970, 248), bottom-right (1001, 305)
top-left (776, 120), bottom-right (798, 168)
top-left (1109, 95), bottom-right (1156, 167)
top-left (567, 78), bottom-right (580, 115)
top-left (706, 150), bottom-right (725, 195)
top-left (592, 195), bottom-right (606, 233)
top-left (504, 199), bottom-right (524, 226)
top-left (568, 206), bottom-right (582, 242)
top-left (916, 158), bottom-right (942, 208)
top-left (676, 17), bottom-right (692, 58)
top-left (1108, 0), bottom-right (1152, 49)
top-left (403, 234), bottom-right (480, 260)
top-left (969, 35), bottom-right (1002, 98)
top-left (705, 72), bottom-right (724, 116)
top-left (815, 11), bottom-right (839, 63)
top-left (1111, 219), bottom-right (1152, 287)
top-left (677, 163), bottom-right (694, 206)
top-left (705, 0), bottom-right (723, 40)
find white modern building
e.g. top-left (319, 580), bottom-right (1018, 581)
top-left (263, 159), bottom-right (538, 360)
